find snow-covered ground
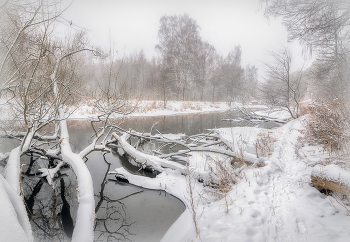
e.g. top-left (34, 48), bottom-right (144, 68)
top-left (114, 117), bottom-right (350, 242)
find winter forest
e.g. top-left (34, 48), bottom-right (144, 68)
top-left (0, 0), bottom-right (350, 242)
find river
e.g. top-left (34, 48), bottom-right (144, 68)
top-left (2, 111), bottom-right (281, 241)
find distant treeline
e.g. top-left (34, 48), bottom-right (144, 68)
top-left (80, 14), bottom-right (258, 103)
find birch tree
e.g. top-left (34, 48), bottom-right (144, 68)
top-left (156, 14), bottom-right (202, 100)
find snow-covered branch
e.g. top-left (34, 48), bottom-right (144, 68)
top-left (58, 114), bottom-right (95, 242)
top-left (79, 127), bottom-right (109, 158)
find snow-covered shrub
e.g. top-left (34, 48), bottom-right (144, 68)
top-left (302, 100), bottom-right (349, 156)
top-left (255, 132), bottom-right (275, 157)
top-left (204, 156), bottom-right (237, 198)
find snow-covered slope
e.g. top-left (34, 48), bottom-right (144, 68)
top-left (116, 117), bottom-right (350, 242)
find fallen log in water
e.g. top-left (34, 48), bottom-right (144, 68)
top-left (109, 132), bottom-right (236, 185)
top-left (109, 128), bottom-right (247, 165)
top-left (110, 132), bottom-right (187, 173)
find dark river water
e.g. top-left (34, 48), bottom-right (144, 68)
top-left (1, 111), bottom-right (281, 241)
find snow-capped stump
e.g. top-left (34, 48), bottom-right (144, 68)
top-left (311, 164), bottom-right (350, 196)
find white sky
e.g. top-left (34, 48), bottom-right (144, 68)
top-left (60, 0), bottom-right (310, 74)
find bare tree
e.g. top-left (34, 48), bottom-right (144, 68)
top-left (225, 46), bottom-right (245, 103)
top-left (0, 1), bottom-right (69, 241)
top-left (0, 1), bottom-right (130, 241)
top-left (260, 47), bottom-right (305, 118)
top-left (262, 0), bottom-right (350, 60)
top-left (262, 0), bottom-right (350, 102)
top-left (262, 0), bottom-right (350, 157)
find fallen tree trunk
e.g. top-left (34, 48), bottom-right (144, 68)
top-left (311, 164), bottom-right (350, 196)
top-left (311, 176), bottom-right (350, 196)
top-left (109, 132), bottom-right (231, 185)
top-left (110, 132), bottom-right (186, 173)
top-left (109, 127), bottom-right (246, 164)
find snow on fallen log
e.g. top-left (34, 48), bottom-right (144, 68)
top-left (111, 132), bottom-right (186, 172)
top-left (114, 172), bottom-right (129, 183)
top-left (211, 130), bottom-right (235, 152)
top-left (111, 167), bottom-right (188, 202)
top-left (311, 164), bottom-right (350, 196)
top-left (4, 130), bottom-right (35, 194)
top-left (111, 132), bottom-right (221, 184)
top-left (112, 128), bottom-right (251, 167)
top-left (154, 135), bottom-right (243, 163)
top-left (1, 174), bottom-right (33, 241)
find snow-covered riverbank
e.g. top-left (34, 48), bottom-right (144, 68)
top-left (69, 100), bottom-right (231, 119)
top-left (1, 98), bottom-right (293, 121)
top-left (68, 100), bottom-right (295, 122)
top-left (114, 117), bottom-right (350, 242)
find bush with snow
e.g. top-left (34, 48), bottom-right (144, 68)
top-left (302, 100), bottom-right (350, 157)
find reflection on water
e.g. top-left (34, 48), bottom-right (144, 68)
top-left (94, 154), bottom-right (135, 241)
top-left (21, 152), bottom-right (78, 241)
top-left (87, 151), bottom-right (185, 242)
top-left (20, 148), bottom-right (185, 242)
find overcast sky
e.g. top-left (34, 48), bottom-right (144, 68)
top-left (60, 0), bottom-right (309, 74)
